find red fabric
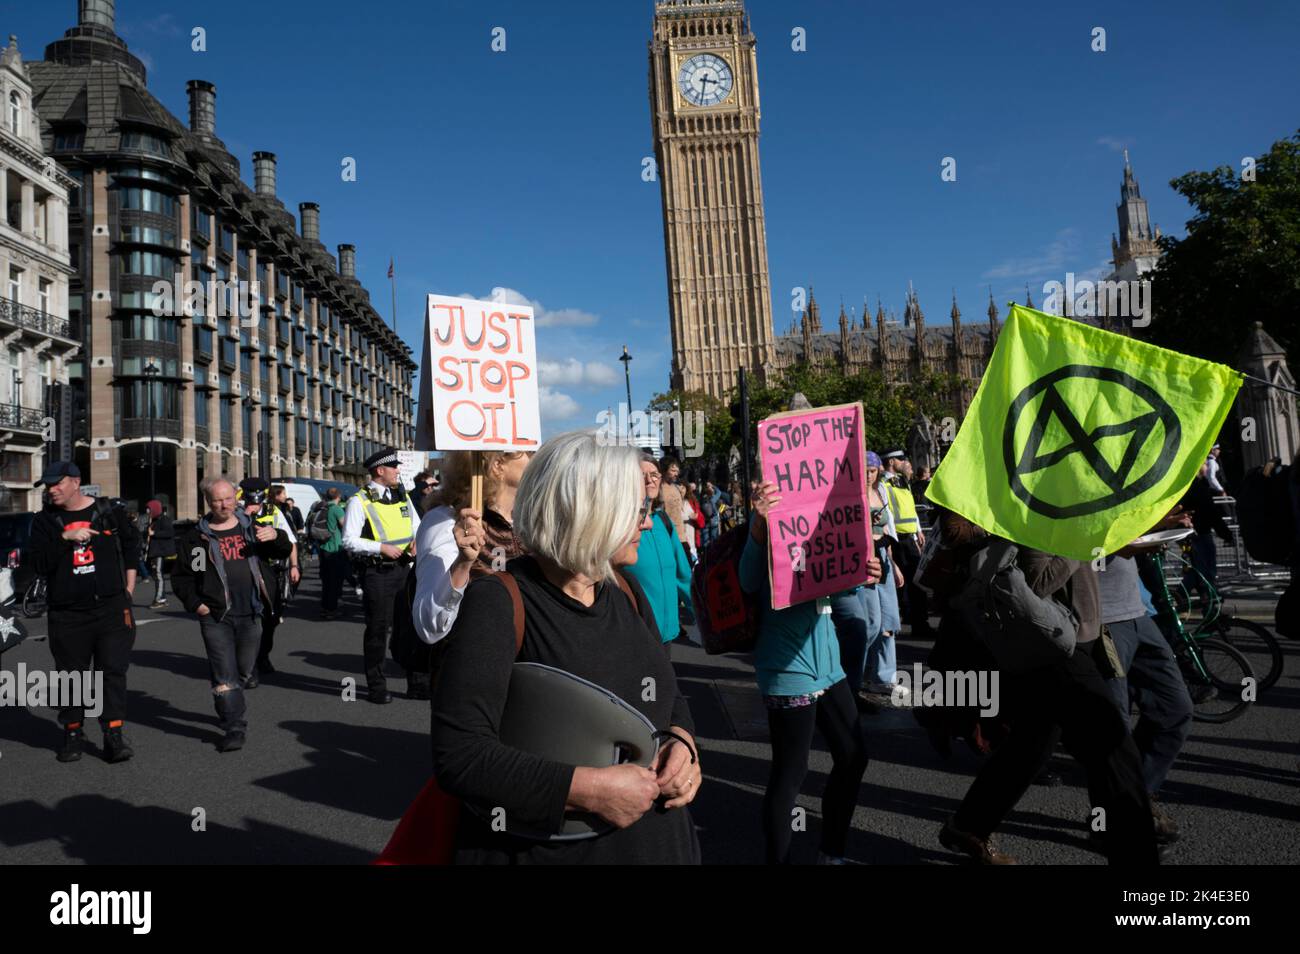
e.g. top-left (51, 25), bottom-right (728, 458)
top-left (372, 776), bottom-right (461, 866)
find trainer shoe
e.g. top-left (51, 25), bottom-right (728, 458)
top-left (57, 725), bottom-right (84, 763)
top-left (103, 725), bottom-right (134, 764)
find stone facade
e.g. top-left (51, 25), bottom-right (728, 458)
top-left (650, 0), bottom-right (776, 401)
top-left (24, 1), bottom-right (416, 518)
top-left (0, 35), bottom-right (78, 512)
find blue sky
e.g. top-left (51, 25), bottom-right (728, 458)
top-left (12, 0), bottom-right (1300, 436)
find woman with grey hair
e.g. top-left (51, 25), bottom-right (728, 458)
top-left (430, 430), bottom-right (702, 864)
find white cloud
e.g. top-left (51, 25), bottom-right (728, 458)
top-left (539, 357), bottom-right (618, 388)
top-left (456, 286), bottom-right (598, 328)
top-left (538, 386), bottom-right (582, 421)
top-left (982, 228), bottom-right (1077, 281)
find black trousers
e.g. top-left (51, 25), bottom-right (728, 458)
top-left (359, 562), bottom-right (410, 692)
top-left (894, 534), bottom-right (932, 634)
top-left (952, 645), bottom-right (1158, 864)
top-left (47, 592), bottom-right (135, 728)
top-left (762, 679), bottom-right (870, 863)
top-left (257, 568), bottom-right (284, 666)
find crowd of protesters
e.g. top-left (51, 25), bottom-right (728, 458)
top-left (21, 426), bottom-right (1275, 866)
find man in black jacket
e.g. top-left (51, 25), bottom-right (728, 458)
top-left (30, 461), bottom-right (142, 764)
top-left (171, 476), bottom-right (292, 752)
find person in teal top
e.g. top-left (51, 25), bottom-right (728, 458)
top-left (624, 455), bottom-right (694, 646)
top-left (741, 478), bottom-right (880, 864)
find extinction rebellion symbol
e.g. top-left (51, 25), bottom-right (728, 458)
top-left (1003, 365), bottom-right (1181, 519)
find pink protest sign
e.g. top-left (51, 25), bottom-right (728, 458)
top-left (760, 402), bottom-right (872, 610)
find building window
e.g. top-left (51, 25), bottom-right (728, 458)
top-left (193, 325), bottom-right (212, 358)
top-left (8, 91), bottom-right (19, 135)
top-left (279, 366), bottom-right (291, 392)
top-left (119, 129), bottom-right (170, 157)
top-left (118, 187), bottom-right (177, 216)
top-left (7, 265), bottom-right (20, 304)
top-left (192, 204), bottom-right (211, 242)
top-left (37, 279), bottom-right (51, 315)
top-left (54, 128), bottom-right (85, 152)
top-left (236, 246), bottom-right (249, 276)
top-left (8, 349), bottom-right (22, 407)
top-left (119, 250), bottom-right (177, 278)
top-left (122, 314), bottom-right (180, 343)
top-left (278, 413), bottom-right (287, 448)
top-left (296, 417), bottom-right (307, 448)
top-left (219, 227), bottom-right (234, 256)
top-left (120, 224), bottom-right (177, 246)
top-left (294, 372), bottom-right (306, 398)
top-left (194, 388), bottom-right (208, 427)
top-left (0, 451), bottom-right (30, 483)
top-left (124, 380), bottom-right (179, 418)
top-left (278, 317), bottom-right (291, 348)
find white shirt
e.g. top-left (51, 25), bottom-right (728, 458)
top-left (412, 505), bottom-right (465, 645)
top-left (1206, 457), bottom-right (1225, 493)
top-left (342, 481), bottom-right (420, 557)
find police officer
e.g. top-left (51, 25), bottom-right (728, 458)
top-left (882, 450), bottom-right (933, 637)
top-left (343, 447), bottom-right (420, 704)
top-left (238, 477), bottom-right (298, 684)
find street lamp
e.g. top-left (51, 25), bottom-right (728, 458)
top-left (243, 392), bottom-right (257, 476)
top-left (619, 345), bottom-right (633, 440)
top-left (142, 361), bottom-right (160, 501)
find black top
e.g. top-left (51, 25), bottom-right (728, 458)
top-left (147, 514), bottom-right (176, 559)
top-left (431, 555), bottom-right (700, 865)
top-left (212, 525), bottom-right (255, 617)
top-left (30, 500), bottom-right (141, 610)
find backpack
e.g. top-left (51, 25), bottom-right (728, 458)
top-left (308, 501), bottom-right (334, 543)
top-left (1236, 462), bottom-right (1295, 565)
top-left (953, 539), bottom-right (1077, 674)
top-left (690, 523), bottom-right (760, 655)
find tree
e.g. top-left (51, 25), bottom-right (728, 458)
top-left (1147, 131), bottom-right (1300, 368)
top-left (738, 363), bottom-right (961, 455)
top-left (646, 388), bottom-right (733, 470)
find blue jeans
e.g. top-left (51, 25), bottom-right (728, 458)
top-left (199, 612), bottom-right (261, 733)
top-left (862, 549), bottom-right (899, 688)
top-left (830, 588), bottom-right (869, 692)
top-left (1105, 615), bottom-right (1193, 795)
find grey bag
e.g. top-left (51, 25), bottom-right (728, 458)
top-left (956, 539), bottom-right (1077, 673)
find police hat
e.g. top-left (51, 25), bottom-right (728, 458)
top-left (238, 477), bottom-right (269, 506)
top-left (882, 449), bottom-right (906, 461)
top-left (364, 447), bottom-right (401, 471)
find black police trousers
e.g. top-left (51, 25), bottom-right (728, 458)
top-left (359, 562), bottom-right (409, 693)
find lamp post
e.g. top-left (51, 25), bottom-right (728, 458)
top-left (244, 392), bottom-right (257, 476)
top-left (142, 361), bottom-right (160, 501)
top-left (619, 345), bottom-right (633, 440)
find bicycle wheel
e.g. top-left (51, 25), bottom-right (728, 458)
top-left (1182, 637), bottom-right (1255, 723)
top-left (1204, 616), bottom-right (1284, 691)
top-left (22, 579), bottom-right (47, 618)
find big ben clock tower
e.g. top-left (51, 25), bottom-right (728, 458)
top-left (649, 0), bottom-right (775, 399)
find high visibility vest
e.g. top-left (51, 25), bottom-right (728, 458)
top-left (359, 487), bottom-right (415, 549)
top-left (888, 482), bottom-right (920, 535)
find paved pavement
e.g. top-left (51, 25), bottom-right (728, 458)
top-left (2, 569), bottom-right (1297, 864)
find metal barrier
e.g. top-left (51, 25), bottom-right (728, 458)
top-left (1164, 496), bottom-right (1289, 589)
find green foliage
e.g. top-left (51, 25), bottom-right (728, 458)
top-left (1147, 131), bottom-right (1300, 368)
top-left (646, 388), bottom-right (734, 465)
top-left (737, 363), bottom-right (961, 453)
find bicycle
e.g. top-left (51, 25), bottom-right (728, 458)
top-left (1166, 543), bottom-right (1284, 691)
top-left (1145, 543), bottom-right (1256, 723)
top-left (21, 575), bottom-right (47, 618)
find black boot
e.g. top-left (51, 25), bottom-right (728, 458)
top-left (57, 725), bottom-right (85, 763)
top-left (103, 725), bottom-right (134, 763)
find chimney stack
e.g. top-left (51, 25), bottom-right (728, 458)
top-left (252, 152), bottom-right (277, 197)
top-left (299, 202), bottom-right (320, 242)
top-left (78, 0), bottom-right (116, 32)
top-left (338, 244), bottom-right (356, 279)
top-left (186, 80), bottom-right (216, 136)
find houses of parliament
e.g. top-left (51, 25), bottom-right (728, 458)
top-left (649, 0), bottom-right (1157, 416)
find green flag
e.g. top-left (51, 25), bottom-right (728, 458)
top-left (927, 304), bottom-right (1242, 560)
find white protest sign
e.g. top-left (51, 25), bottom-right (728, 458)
top-left (414, 294), bottom-right (541, 451)
top-left (396, 450), bottom-right (426, 491)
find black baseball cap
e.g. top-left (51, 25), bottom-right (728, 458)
top-left (35, 461), bottom-right (80, 487)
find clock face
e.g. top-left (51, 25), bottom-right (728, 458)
top-left (678, 53), bottom-right (734, 108)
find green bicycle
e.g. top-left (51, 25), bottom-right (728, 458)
top-left (1166, 543), bottom-right (1285, 691)
top-left (1144, 543), bottom-right (1257, 723)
